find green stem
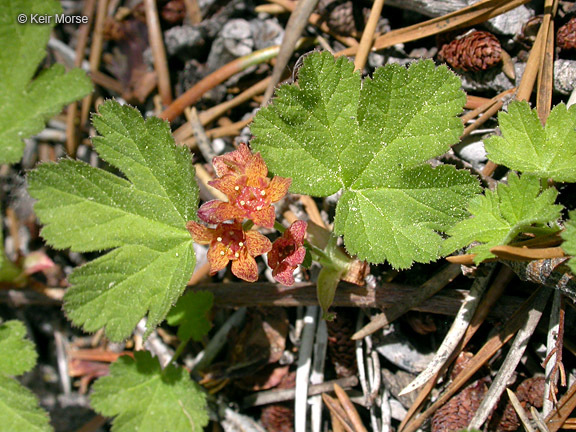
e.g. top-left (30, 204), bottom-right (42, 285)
top-left (163, 338), bottom-right (190, 372)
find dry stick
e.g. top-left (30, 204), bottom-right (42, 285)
top-left (184, 107), bottom-right (216, 162)
top-left (468, 286), bottom-right (552, 429)
top-left (241, 376), bottom-right (358, 408)
top-left (80, 0), bottom-right (109, 126)
top-left (65, 0), bottom-right (96, 156)
top-left (182, 0), bottom-right (201, 24)
top-left (399, 264), bottom-right (495, 396)
top-left (353, 0), bottom-right (386, 72)
top-left (461, 100), bottom-right (503, 138)
top-left (295, 306), bottom-right (318, 432)
top-left (144, 0), bottom-right (172, 106)
top-left (530, 407), bottom-right (551, 432)
top-left (506, 388), bottom-right (537, 432)
top-left (173, 78), bottom-right (270, 143)
top-left (352, 263), bottom-right (462, 340)
top-left (322, 394), bottom-right (355, 432)
top-left (181, 118), bottom-right (253, 149)
top-left (90, 70), bottom-right (125, 94)
top-left (399, 266), bottom-right (516, 432)
top-left (261, 0), bottom-right (319, 105)
top-left (546, 379), bottom-right (576, 432)
top-left (160, 40), bottom-right (313, 122)
top-left (337, 0), bottom-right (530, 58)
top-left (334, 383), bottom-right (369, 432)
top-left (190, 282), bottom-right (524, 318)
top-left (460, 88), bottom-right (515, 125)
top-left (267, 0), bottom-right (358, 47)
top-left (490, 245), bottom-right (565, 261)
top-left (543, 290), bottom-right (562, 416)
top-left (536, 10), bottom-right (555, 125)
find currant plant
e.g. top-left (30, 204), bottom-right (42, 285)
top-left (0, 0), bottom-right (92, 164)
top-left (444, 101), bottom-right (576, 264)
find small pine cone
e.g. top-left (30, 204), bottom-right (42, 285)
top-left (438, 30), bottom-right (502, 72)
top-left (161, 0), bottom-right (186, 25)
top-left (102, 17), bottom-right (126, 41)
top-left (261, 404), bottom-right (294, 432)
top-left (557, 17), bottom-right (576, 51)
top-left (432, 379), bottom-right (488, 432)
top-left (326, 308), bottom-right (357, 378)
top-left (495, 376), bottom-right (545, 432)
top-left (317, 0), bottom-right (367, 37)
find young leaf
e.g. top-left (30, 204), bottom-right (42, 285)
top-left (443, 172), bottom-right (562, 263)
top-left (166, 291), bottom-right (214, 342)
top-left (0, 321), bottom-right (52, 432)
top-left (0, 0), bottom-right (92, 164)
top-left (0, 214), bottom-right (22, 282)
top-left (90, 351), bottom-right (208, 432)
top-left (251, 52), bottom-right (480, 268)
top-left (28, 101), bottom-right (199, 342)
top-left (485, 101), bottom-right (576, 182)
top-left (562, 211), bottom-right (576, 274)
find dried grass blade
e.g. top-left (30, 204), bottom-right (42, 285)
top-left (490, 246), bottom-right (566, 261)
top-left (352, 264), bottom-right (461, 340)
top-left (399, 264), bottom-right (495, 396)
top-left (506, 388), bottom-right (537, 432)
top-left (468, 286), bottom-right (552, 429)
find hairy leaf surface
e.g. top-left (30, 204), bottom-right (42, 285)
top-left (28, 101), bottom-right (198, 341)
top-left (251, 52), bottom-right (479, 268)
top-left (485, 101), bottom-right (576, 182)
top-left (91, 352), bottom-right (208, 432)
top-left (0, 321), bottom-right (52, 432)
top-left (0, 0), bottom-right (92, 164)
top-left (443, 173), bottom-right (562, 263)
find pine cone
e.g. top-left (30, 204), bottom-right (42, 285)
top-left (317, 0), bottom-right (367, 37)
top-left (161, 0), bottom-right (186, 25)
top-left (261, 404), bottom-right (294, 432)
top-left (494, 376), bottom-right (545, 432)
top-left (557, 17), bottom-right (576, 51)
top-left (438, 30), bottom-right (502, 72)
top-left (327, 308), bottom-right (357, 378)
top-left (432, 379), bottom-right (488, 432)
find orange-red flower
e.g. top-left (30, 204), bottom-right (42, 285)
top-left (268, 220), bottom-right (307, 286)
top-left (187, 220), bottom-right (271, 282)
top-left (198, 145), bottom-right (291, 228)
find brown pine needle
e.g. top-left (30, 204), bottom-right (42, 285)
top-left (333, 384), bottom-right (368, 432)
top-left (354, 0), bottom-right (386, 72)
top-left (490, 245), bottom-right (565, 261)
top-left (145, 0), bottom-right (172, 105)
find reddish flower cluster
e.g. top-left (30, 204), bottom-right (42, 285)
top-left (188, 144), bottom-right (307, 284)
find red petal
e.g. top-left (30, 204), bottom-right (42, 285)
top-left (207, 243), bottom-right (230, 274)
top-left (186, 221), bottom-right (213, 243)
top-left (208, 175), bottom-right (243, 198)
top-left (266, 176), bottom-right (291, 202)
top-left (245, 152), bottom-right (268, 183)
top-left (273, 262), bottom-right (296, 286)
top-left (250, 205), bottom-right (276, 229)
top-left (286, 220), bottom-right (307, 244)
top-left (198, 200), bottom-right (243, 224)
top-left (285, 245), bottom-right (307, 266)
top-left (231, 251), bottom-right (259, 282)
top-left (212, 143), bottom-right (253, 177)
top-left (245, 230), bottom-right (272, 256)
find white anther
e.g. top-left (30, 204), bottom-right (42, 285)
top-left (216, 237), bottom-right (222, 242)
top-left (234, 252), bottom-right (240, 258)
top-left (238, 242), bottom-right (244, 247)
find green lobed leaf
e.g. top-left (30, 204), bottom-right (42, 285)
top-left (562, 211), bottom-right (576, 274)
top-left (0, 376), bottom-right (53, 432)
top-left (91, 351), bottom-right (208, 432)
top-left (28, 101), bottom-right (199, 341)
top-left (166, 291), bottom-right (214, 342)
top-left (0, 321), bottom-right (52, 432)
top-left (485, 101), bottom-right (576, 182)
top-left (251, 52), bottom-right (480, 268)
top-left (0, 0), bottom-right (92, 164)
top-left (443, 172), bottom-right (563, 263)
top-left (0, 320), bottom-right (37, 376)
